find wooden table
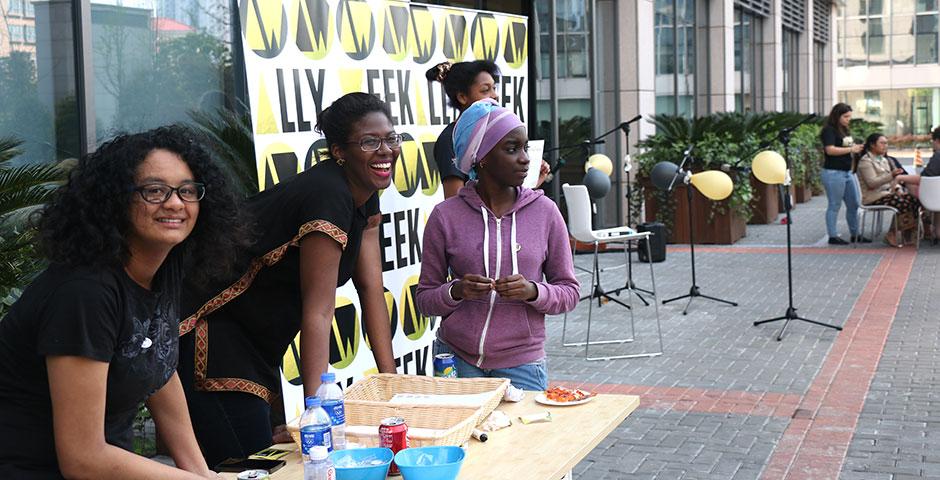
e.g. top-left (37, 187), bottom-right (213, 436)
top-left (222, 393), bottom-right (639, 480)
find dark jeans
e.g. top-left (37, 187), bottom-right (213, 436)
top-left (178, 334), bottom-right (272, 468)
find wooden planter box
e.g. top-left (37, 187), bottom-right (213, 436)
top-left (794, 182), bottom-right (813, 203)
top-left (749, 175), bottom-right (780, 224)
top-left (643, 181), bottom-right (746, 245)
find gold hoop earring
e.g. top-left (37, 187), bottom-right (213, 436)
top-left (336, 157), bottom-right (346, 166)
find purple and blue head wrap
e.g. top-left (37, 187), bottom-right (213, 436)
top-left (452, 99), bottom-right (526, 178)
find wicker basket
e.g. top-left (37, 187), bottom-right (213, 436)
top-left (287, 403), bottom-right (481, 448)
top-left (344, 374), bottom-right (509, 423)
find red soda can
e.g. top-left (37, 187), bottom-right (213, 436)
top-left (379, 416), bottom-right (408, 476)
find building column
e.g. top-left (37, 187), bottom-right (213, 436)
top-left (798, 4), bottom-right (814, 113)
top-left (703, 0), bottom-right (735, 113)
top-left (762, 0), bottom-right (783, 111)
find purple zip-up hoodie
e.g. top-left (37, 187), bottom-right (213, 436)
top-left (416, 182), bottom-right (580, 370)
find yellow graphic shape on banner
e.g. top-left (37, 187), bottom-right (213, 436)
top-left (339, 68), bottom-right (365, 94)
top-left (242, 0), bottom-right (288, 59)
top-left (337, 0), bottom-right (376, 60)
top-left (442, 11), bottom-right (468, 62)
top-left (363, 287), bottom-right (399, 349)
top-left (382, 1), bottom-right (411, 61)
top-left (413, 71), bottom-right (429, 126)
top-left (255, 74), bottom-right (280, 134)
top-left (409, 5), bottom-right (436, 64)
top-left (503, 18), bottom-right (528, 68)
top-left (280, 296), bottom-right (360, 385)
top-left (258, 142), bottom-right (298, 191)
top-left (470, 13), bottom-right (499, 62)
top-left (393, 133), bottom-right (440, 198)
top-left (306, 138), bottom-right (331, 169)
top-left (400, 275), bottom-right (432, 341)
top-left (293, 0), bottom-right (332, 60)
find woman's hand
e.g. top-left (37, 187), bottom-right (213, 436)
top-left (494, 275), bottom-right (538, 301)
top-left (892, 168), bottom-right (905, 177)
top-left (453, 274), bottom-right (494, 300)
top-left (850, 144), bottom-right (863, 154)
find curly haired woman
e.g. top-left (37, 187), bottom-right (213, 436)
top-left (0, 126), bottom-right (247, 479)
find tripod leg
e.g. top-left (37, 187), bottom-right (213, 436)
top-left (682, 295), bottom-right (694, 315)
top-left (698, 294), bottom-right (739, 306)
top-left (775, 317), bottom-right (794, 341)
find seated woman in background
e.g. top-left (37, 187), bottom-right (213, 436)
top-left (857, 133), bottom-right (922, 247)
top-left (416, 98), bottom-right (579, 391)
top-left (0, 126), bottom-right (245, 479)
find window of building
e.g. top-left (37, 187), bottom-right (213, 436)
top-left (8, 0), bottom-right (22, 16)
top-left (839, 0), bottom-right (940, 65)
top-left (0, 1), bottom-right (81, 164)
top-left (25, 0), bottom-right (34, 17)
top-left (815, 41), bottom-right (828, 114)
top-left (655, 0), bottom-right (695, 116)
top-left (782, 29), bottom-right (801, 111)
top-left (734, 8), bottom-right (764, 112)
top-left (536, 0), bottom-right (589, 79)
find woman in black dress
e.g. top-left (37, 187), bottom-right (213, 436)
top-left (0, 126), bottom-right (244, 479)
top-left (179, 93), bottom-right (400, 465)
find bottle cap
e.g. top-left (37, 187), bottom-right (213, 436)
top-left (304, 396), bottom-right (321, 408)
top-left (310, 445), bottom-right (329, 460)
top-left (320, 372), bottom-right (336, 383)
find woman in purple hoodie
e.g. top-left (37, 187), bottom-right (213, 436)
top-left (416, 99), bottom-right (579, 390)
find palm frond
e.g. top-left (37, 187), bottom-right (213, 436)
top-left (0, 137), bottom-right (24, 164)
top-left (187, 105), bottom-right (257, 196)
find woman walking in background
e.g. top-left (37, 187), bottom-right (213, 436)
top-left (820, 103), bottom-right (868, 245)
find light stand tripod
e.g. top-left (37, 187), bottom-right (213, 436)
top-left (590, 116), bottom-right (654, 306)
top-left (754, 116), bottom-right (842, 340)
top-left (661, 146), bottom-right (739, 315)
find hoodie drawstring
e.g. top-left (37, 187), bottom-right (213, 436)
top-left (510, 211), bottom-right (518, 275)
top-left (481, 206), bottom-right (490, 279)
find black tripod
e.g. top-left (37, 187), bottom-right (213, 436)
top-left (661, 147), bottom-right (738, 315)
top-left (754, 116), bottom-right (842, 340)
top-left (591, 116), bottom-right (654, 306)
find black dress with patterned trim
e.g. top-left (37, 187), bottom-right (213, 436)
top-left (179, 159), bottom-right (379, 402)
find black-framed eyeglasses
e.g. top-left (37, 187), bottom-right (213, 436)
top-left (346, 133), bottom-right (403, 152)
top-left (133, 182), bottom-right (206, 204)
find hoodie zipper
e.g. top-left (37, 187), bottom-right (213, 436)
top-left (477, 215), bottom-right (502, 367)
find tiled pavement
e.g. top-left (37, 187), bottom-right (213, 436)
top-left (547, 195), bottom-right (940, 479)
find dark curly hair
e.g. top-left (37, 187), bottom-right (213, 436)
top-left (425, 60), bottom-right (500, 111)
top-left (315, 92), bottom-right (393, 152)
top-left (37, 125), bottom-right (250, 284)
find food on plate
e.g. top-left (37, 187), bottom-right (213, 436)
top-left (544, 386), bottom-right (596, 403)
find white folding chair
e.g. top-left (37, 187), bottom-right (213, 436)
top-left (561, 184), bottom-right (663, 360)
top-left (919, 176), bottom-right (940, 244)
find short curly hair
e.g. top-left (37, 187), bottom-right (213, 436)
top-left (38, 125), bottom-right (249, 284)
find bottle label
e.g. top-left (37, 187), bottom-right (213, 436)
top-left (321, 399), bottom-right (346, 425)
top-left (300, 425), bottom-right (333, 454)
top-left (327, 465), bottom-right (336, 480)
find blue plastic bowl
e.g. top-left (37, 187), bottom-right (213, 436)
top-left (329, 447), bottom-right (393, 480)
top-left (394, 446), bottom-right (466, 480)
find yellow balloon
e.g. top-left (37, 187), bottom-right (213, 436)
top-left (584, 154), bottom-right (614, 176)
top-left (689, 170), bottom-right (733, 201)
top-left (752, 150), bottom-right (787, 185)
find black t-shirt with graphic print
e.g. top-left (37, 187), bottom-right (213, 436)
top-left (0, 261), bottom-right (180, 476)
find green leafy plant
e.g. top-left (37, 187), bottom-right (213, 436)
top-left (187, 104), bottom-right (258, 196)
top-left (0, 137), bottom-right (67, 317)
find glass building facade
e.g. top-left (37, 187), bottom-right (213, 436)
top-left (837, 0), bottom-right (940, 134)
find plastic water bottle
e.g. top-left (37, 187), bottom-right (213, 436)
top-left (300, 396), bottom-right (333, 461)
top-left (315, 372), bottom-right (347, 450)
top-left (304, 445), bottom-right (335, 480)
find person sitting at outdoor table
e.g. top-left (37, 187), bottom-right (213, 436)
top-left (919, 126), bottom-right (940, 243)
top-left (415, 98), bottom-right (580, 391)
top-left (0, 126), bottom-right (245, 479)
top-left (426, 60), bottom-right (549, 198)
top-left (178, 92), bottom-right (399, 467)
top-left (857, 133), bottom-right (922, 247)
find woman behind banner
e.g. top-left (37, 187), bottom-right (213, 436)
top-left (415, 99), bottom-right (579, 391)
top-left (0, 126), bottom-right (244, 479)
top-left (426, 61), bottom-right (549, 198)
top-left (179, 92), bottom-right (399, 466)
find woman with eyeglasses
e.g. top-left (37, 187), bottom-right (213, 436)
top-left (178, 92), bottom-right (399, 465)
top-left (0, 126), bottom-right (245, 479)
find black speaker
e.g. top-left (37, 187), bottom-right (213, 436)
top-left (637, 222), bottom-right (666, 263)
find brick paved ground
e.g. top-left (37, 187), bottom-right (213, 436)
top-left (546, 194), bottom-right (939, 479)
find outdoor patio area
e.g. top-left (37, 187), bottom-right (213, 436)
top-left (549, 194), bottom-right (940, 479)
